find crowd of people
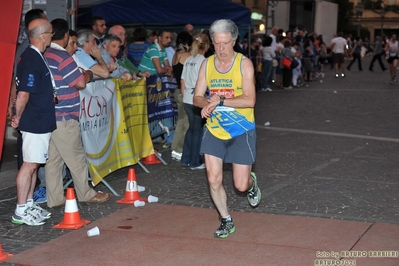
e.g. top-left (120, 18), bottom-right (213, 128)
top-left (238, 26), bottom-right (399, 90)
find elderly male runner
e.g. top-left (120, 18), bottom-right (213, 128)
top-left (193, 19), bottom-right (261, 238)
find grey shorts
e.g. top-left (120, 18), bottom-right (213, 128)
top-left (200, 127), bottom-right (256, 165)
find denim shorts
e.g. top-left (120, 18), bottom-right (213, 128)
top-left (200, 127), bottom-right (256, 165)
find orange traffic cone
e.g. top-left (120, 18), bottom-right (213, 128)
top-left (117, 168), bottom-right (147, 204)
top-left (0, 243), bottom-right (12, 262)
top-left (141, 152), bottom-right (161, 165)
top-left (54, 188), bottom-right (90, 229)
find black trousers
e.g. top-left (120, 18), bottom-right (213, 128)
top-left (369, 52), bottom-right (386, 71)
top-left (347, 53), bottom-right (362, 70)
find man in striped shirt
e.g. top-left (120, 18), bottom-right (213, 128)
top-left (44, 19), bottom-right (111, 208)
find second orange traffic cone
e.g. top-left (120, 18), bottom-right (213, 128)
top-left (117, 168), bottom-right (147, 204)
top-left (54, 188), bottom-right (90, 229)
top-left (141, 152), bottom-right (161, 165)
top-left (0, 243), bottom-right (12, 262)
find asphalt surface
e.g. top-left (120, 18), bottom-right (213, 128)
top-left (0, 55), bottom-right (398, 264)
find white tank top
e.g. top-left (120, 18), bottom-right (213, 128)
top-left (388, 40), bottom-right (398, 57)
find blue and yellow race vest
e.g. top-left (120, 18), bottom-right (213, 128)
top-left (205, 53), bottom-right (255, 140)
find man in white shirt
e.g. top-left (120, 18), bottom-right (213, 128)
top-left (330, 31), bottom-right (348, 78)
top-left (269, 26), bottom-right (278, 52)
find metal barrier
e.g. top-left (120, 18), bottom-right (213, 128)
top-left (148, 115), bottom-right (177, 139)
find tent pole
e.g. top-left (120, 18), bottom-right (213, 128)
top-left (248, 25), bottom-right (251, 62)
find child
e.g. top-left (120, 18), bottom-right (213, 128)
top-left (292, 51), bottom-right (303, 87)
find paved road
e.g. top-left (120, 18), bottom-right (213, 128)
top-left (0, 55), bottom-right (398, 261)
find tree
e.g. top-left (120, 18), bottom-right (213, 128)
top-left (332, 0), bottom-right (355, 33)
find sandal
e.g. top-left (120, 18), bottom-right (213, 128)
top-left (85, 191), bottom-right (111, 203)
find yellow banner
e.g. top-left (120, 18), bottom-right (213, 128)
top-left (79, 78), bottom-right (153, 185)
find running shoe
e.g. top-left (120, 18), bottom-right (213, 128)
top-left (30, 202), bottom-right (51, 219)
top-left (213, 217), bottom-right (236, 238)
top-left (33, 187), bottom-right (47, 203)
top-left (171, 150), bottom-right (182, 161)
top-left (247, 172), bottom-right (261, 208)
top-left (190, 163), bottom-right (206, 170)
top-left (11, 210), bottom-right (46, 226)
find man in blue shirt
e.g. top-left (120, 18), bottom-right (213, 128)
top-left (11, 18), bottom-right (56, 226)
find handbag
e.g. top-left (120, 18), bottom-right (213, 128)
top-left (272, 58), bottom-right (278, 67)
top-left (281, 57), bottom-right (291, 69)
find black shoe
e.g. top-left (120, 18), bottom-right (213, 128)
top-left (369, 69), bottom-right (373, 71)
top-left (382, 68), bottom-right (387, 71)
top-left (347, 67), bottom-right (351, 71)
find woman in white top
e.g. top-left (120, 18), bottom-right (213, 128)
top-left (261, 35), bottom-right (275, 91)
top-left (181, 33), bottom-right (210, 169)
top-left (385, 34), bottom-right (399, 84)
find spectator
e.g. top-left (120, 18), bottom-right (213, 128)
top-left (243, 36), bottom-right (261, 91)
top-left (184, 23), bottom-right (194, 35)
top-left (193, 19), bottom-right (260, 238)
top-left (170, 31), bottom-right (193, 161)
top-left (181, 33), bottom-right (210, 169)
top-left (202, 29), bottom-right (215, 58)
top-left (74, 29), bottom-right (110, 78)
top-left (303, 38), bottom-right (314, 82)
top-left (138, 30), bottom-right (173, 76)
top-left (274, 35), bottom-right (285, 88)
top-left (281, 39), bottom-right (294, 89)
top-left (317, 35), bottom-right (327, 74)
top-left (11, 18), bottom-right (55, 226)
top-left (261, 35), bottom-right (275, 92)
top-left (292, 50), bottom-right (303, 87)
top-left (127, 27), bottom-right (150, 68)
top-left (330, 31), bottom-right (347, 78)
top-left (148, 30), bottom-right (158, 44)
top-left (166, 32), bottom-right (177, 66)
top-left (66, 30), bottom-right (78, 55)
top-left (269, 26), bottom-right (278, 52)
top-left (139, 30), bottom-right (174, 146)
top-left (347, 37), bottom-right (363, 71)
top-left (44, 19), bottom-right (111, 208)
top-left (67, 30), bottom-right (94, 83)
top-left (369, 36), bottom-right (387, 72)
top-left (91, 16), bottom-right (107, 46)
top-left (7, 9), bottom-right (48, 204)
top-left (108, 25), bottom-right (127, 59)
top-left (100, 34), bottom-right (134, 81)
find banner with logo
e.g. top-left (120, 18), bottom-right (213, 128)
top-left (79, 78), bottom-right (153, 185)
top-left (146, 74), bottom-right (178, 122)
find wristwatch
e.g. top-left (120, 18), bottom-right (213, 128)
top-left (219, 96), bottom-right (225, 106)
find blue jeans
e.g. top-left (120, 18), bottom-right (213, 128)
top-left (153, 118), bottom-right (175, 145)
top-left (262, 59), bottom-right (273, 89)
top-left (182, 103), bottom-right (204, 167)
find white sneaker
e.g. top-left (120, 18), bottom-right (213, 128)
top-left (11, 210), bottom-right (46, 226)
top-left (171, 150), bottom-right (182, 161)
top-left (30, 203), bottom-right (51, 219)
top-left (190, 163), bottom-right (206, 170)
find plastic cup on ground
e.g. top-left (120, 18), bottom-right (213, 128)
top-left (87, 226), bottom-right (100, 237)
top-left (134, 200), bottom-right (145, 207)
top-left (148, 195), bottom-right (159, 203)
